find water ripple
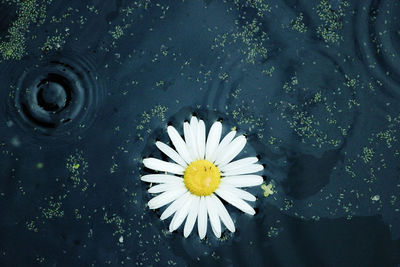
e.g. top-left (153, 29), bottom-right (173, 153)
top-left (355, 0), bottom-right (400, 98)
top-left (6, 51), bottom-right (104, 143)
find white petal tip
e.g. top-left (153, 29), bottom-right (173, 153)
top-left (142, 158), bottom-right (153, 169)
top-left (166, 126), bottom-right (175, 134)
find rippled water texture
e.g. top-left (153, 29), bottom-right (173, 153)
top-left (0, 0), bottom-right (399, 266)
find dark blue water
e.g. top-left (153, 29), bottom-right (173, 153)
top-left (0, 0), bottom-right (399, 266)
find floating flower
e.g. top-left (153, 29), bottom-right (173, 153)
top-left (141, 116), bottom-right (264, 239)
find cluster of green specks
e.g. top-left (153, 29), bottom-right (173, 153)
top-left (212, 17), bottom-right (269, 64)
top-left (135, 104), bottom-right (168, 141)
top-left (41, 30), bottom-right (69, 52)
top-left (291, 13), bottom-right (307, 33)
top-left (22, 150), bottom-right (90, 236)
top-left (41, 196), bottom-right (64, 219)
top-left (0, 0), bottom-right (109, 59)
top-left (267, 221), bottom-right (283, 238)
top-left (110, 25), bottom-right (125, 40)
top-left (150, 104), bottom-right (169, 121)
top-left (375, 125), bottom-right (398, 149)
top-left (354, 112), bottom-right (400, 184)
top-left (230, 100), bottom-right (265, 138)
top-left (316, 0), bottom-right (349, 44)
top-left (66, 150), bottom-right (89, 191)
top-left (104, 212), bottom-right (126, 237)
top-left (210, 1), bottom-right (272, 64)
top-left (271, 69), bottom-right (398, 222)
top-left (41, 6), bottom-right (91, 53)
top-left (286, 106), bottom-right (400, 221)
top-left (278, 74), bottom-right (352, 148)
top-left (18, 145), bottom-right (146, 263)
top-left (213, 0), bottom-right (400, 231)
top-left (0, 0), bottom-right (46, 60)
top-left (233, 18), bottom-right (268, 64)
top-left (25, 220), bottom-right (39, 232)
top-left (103, 1), bottom-right (170, 53)
top-left (361, 147), bottom-right (374, 164)
top-left (233, 0), bottom-right (271, 18)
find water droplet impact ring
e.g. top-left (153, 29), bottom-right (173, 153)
top-left (11, 54), bottom-right (103, 139)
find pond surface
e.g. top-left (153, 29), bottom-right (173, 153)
top-left (0, 0), bottom-right (400, 266)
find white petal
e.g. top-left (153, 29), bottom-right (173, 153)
top-left (148, 187), bottom-right (187, 209)
top-left (167, 126), bottom-right (193, 164)
top-left (169, 195), bottom-right (194, 232)
top-left (219, 157), bottom-right (259, 172)
top-left (217, 184), bottom-right (256, 202)
top-left (190, 116), bottom-right (199, 129)
top-left (160, 191), bottom-right (191, 220)
top-left (184, 196), bottom-right (200, 238)
top-left (205, 196), bottom-right (221, 238)
top-left (197, 196), bottom-right (207, 239)
top-left (190, 116), bottom-right (198, 132)
top-left (215, 135), bottom-right (246, 167)
top-left (190, 116), bottom-right (200, 159)
top-left (184, 122), bottom-right (198, 160)
top-left (156, 141), bottom-right (187, 167)
top-left (222, 164), bottom-right (264, 176)
top-left (215, 188), bottom-right (255, 215)
top-left (197, 120), bottom-right (206, 159)
top-left (141, 174), bottom-right (183, 184)
top-left (210, 194), bottom-right (235, 233)
top-left (205, 121), bottom-right (222, 161)
top-left (143, 158), bottom-right (184, 175)
top-left (210, 130), bottom-right (236, 163)
top-left (221, 175), bottom-right (263, 187)
top-left (148, 182), bottom-right (183, 194)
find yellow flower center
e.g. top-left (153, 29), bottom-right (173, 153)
top-left (184, 160), bottom-right (221, 196)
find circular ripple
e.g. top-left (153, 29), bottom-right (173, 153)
top-left (355, 0), bottom-right (400, 97)
top-left (9, 53), bottom-right (103, 140)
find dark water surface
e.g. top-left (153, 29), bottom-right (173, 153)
top-left (0, 0), bottom-right (400, 266)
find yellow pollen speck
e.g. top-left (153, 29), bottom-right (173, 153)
top-left (184, 160), bottom-right (220, 196)
top-left (261, 183), bottom-right (274, 197)
top-left (72, 163), bottom-right (80, 170)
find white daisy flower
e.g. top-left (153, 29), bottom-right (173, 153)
top-left (141, 116), bottom-right (264, 239)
